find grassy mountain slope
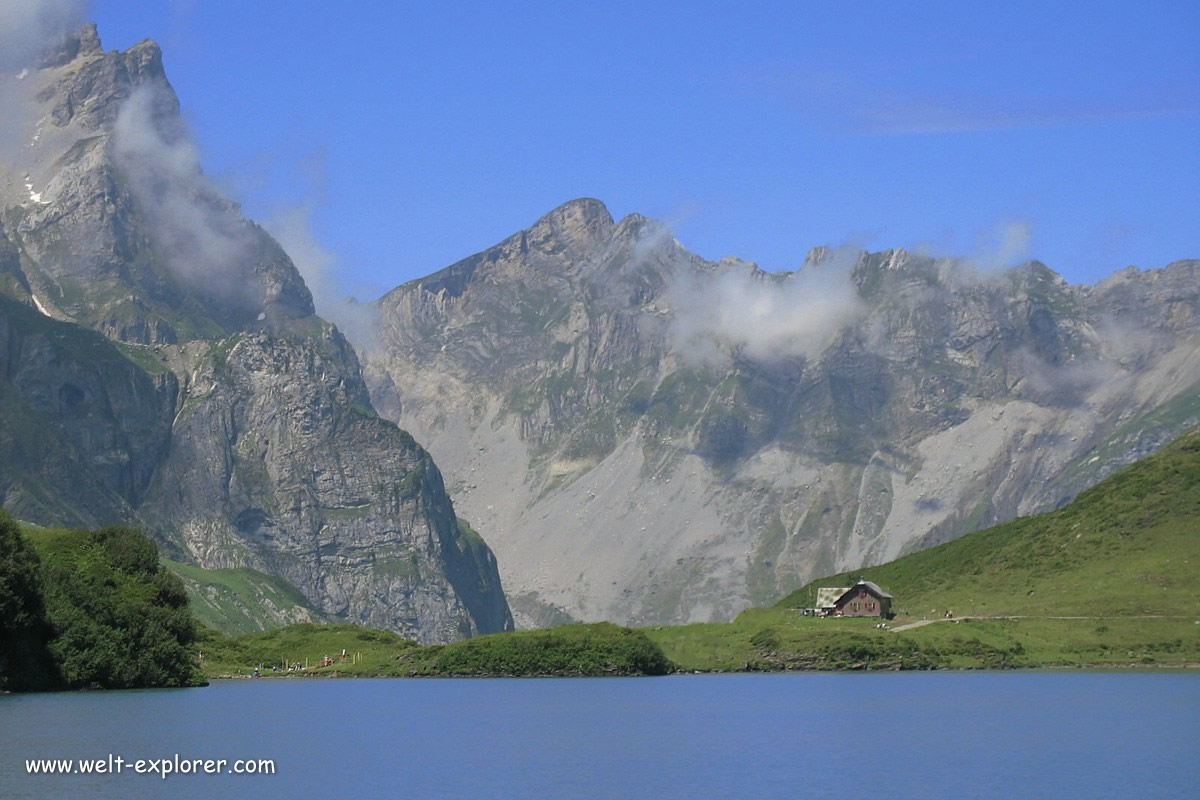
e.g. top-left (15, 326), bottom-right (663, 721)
top-left (645, 425), bottom-right (1200, 670)
top-left (161, 560), bottom-right (328, 635)
top-left (776, 424), bottom-right (1200, 618)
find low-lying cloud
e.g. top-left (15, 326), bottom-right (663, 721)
top-left (669, 246), bottom-right (865, 364)
top-left (0, 0), bottom-right (85, 72)
top-left (0, 0), bottom-right (86, 162)
top-left (111, 84), bottom-right (262, 310)
top-left (83, 47), bottom-right (373, 343)
top-left (265, 203), bottom-right (378, 350)
top-left (907, 220), bottom-right (1036, 289)
top-left (1011, 346), bottom-right (1119, 408)
top-left (974, 220), bottom-right (1032, 272)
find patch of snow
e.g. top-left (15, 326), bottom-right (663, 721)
top-left (24, 179), bottom-right (49, 205)
top-left (31, 295), bottom-right (50, 317)
top-left (16, 68), bottom-right (28, 80)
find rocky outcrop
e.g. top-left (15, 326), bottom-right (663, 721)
top-left (138, 326), bottom-right (509, 641)
top-left (0, 292), bottom-right (169, 528)
top-left (0, 25), bottom-right (512, 642)
top-left (365, 199), bottom-right (1200, 627)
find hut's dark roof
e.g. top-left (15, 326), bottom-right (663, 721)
top-left (854, 580), bottom-right (892, 600)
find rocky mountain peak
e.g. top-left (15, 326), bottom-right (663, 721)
top-left (1, 23), bottom-right (513, 643)
top-left (3, 22), bottom-right (315, 344)
top-left (613, 212), bottom-right (651, 238)
top-left (543, 196), bottom-right (614, 227)
top-left (34, 23), bottom-right (169, 134)
top-left (365, 199), bottom-right (1199, 628)
top-left (525, 197), bottom-right (615, 255)
top-left (880, 247), bottom-right (911, 271)
top-left (1012, 259), bottom-right (1063, 281)
top-left (123, 39), bottom-right (166, 79)
top-left (38, 22), bottom-right (103, 69)
top-left (1100, 265), bottom-right (1143, 286)
top-left (803, 245), bottom-right (832, 266)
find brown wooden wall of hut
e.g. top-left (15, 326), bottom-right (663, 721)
top-left (834, 586), bottom-right (891, 617)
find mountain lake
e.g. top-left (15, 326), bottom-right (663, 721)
top-left (3, 672), bottom-right (1196, 799)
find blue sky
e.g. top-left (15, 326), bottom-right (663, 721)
top-left (88, 0), bottom-right (1199, 295)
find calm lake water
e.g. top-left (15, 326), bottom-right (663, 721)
top-left (2, 673), bottom-right (1197, 799)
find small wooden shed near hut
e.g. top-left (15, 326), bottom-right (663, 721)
top-left (815, 587), bottom-right (850, 615)
top-left (813, 580), bottom-right (894, 618)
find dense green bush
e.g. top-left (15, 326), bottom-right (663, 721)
top-left (411, 622), bottom-right (673, 676)
top-left (0, 510), bottom-right (57, 690)
top-left (0, 512), bottom-right (204, 691)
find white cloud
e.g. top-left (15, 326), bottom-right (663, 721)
top-left (265, 203), bottom-right (378, 350)
top-left (972, 220), bottom-right (1033, 272)
top-left (669, 246), bottom-right (865, 364)
top-left (857, 98), bottom-right (1200, 136)
top-left (110, 84), bottom-right (262, 309)
top-left (0, 0), bottom-right (86, 72)
top-left (0, 0), bottom-right (87, 161)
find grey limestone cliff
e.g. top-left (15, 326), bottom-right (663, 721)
top-left (0, 25), bottom-right (512, 642)
top-left (364, 199), bottom-right (1200, 627)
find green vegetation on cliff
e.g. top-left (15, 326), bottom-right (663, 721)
top-left (0, 512), bottom-right (56, 690)
top-left (161, 560), bottom-right (327, 635)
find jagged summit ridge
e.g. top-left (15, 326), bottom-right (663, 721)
top-left (38, 21), bottom-right (104, 68)
top-left (363, 200), bottom-right (1199, 628)
top-left (35, 23), bottom-right (166, 132)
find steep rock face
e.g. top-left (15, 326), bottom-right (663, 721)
top-left (364, 199), bottom-right (1200, 627)
top-left (0, 292), bottom-right (171, 527)
top-left (0, 25), bottom-right (512, 642)
top-left (139, 327), bottom-right (507, 641)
